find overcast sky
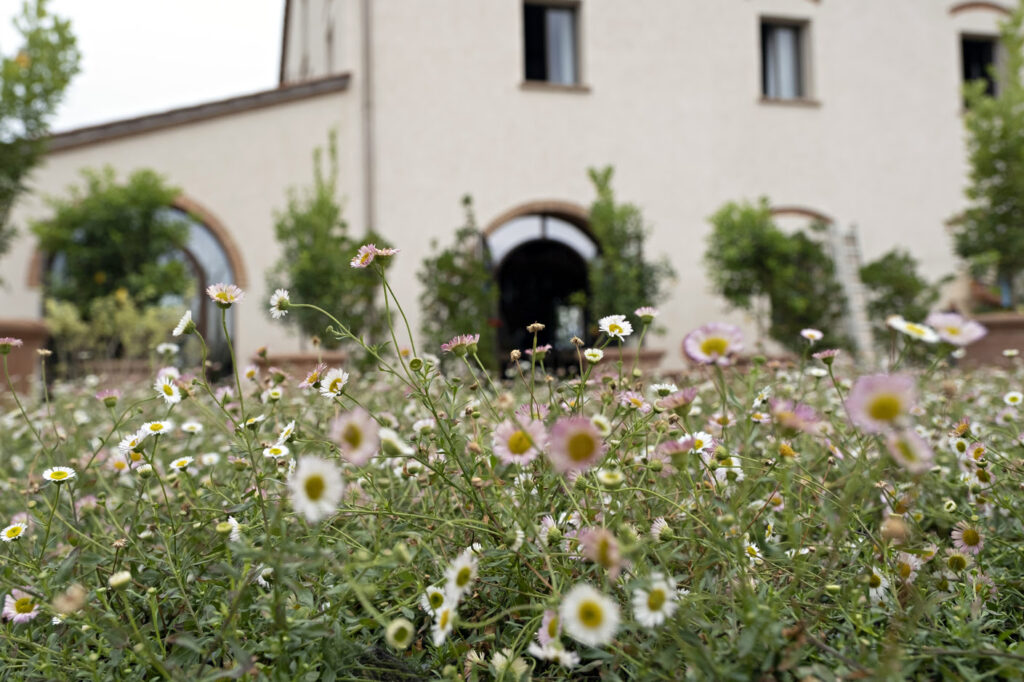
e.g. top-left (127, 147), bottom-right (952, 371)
top-left (0, 0), bottom-right (284, 132)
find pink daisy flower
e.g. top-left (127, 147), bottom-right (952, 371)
top-left (618, 391), bottom-right (651, 413)
top-left (205, 283), bottom-right (245, 307)
top-left (0, 337), bottom-right (23, 354)
top-left (3, 589), bottom-right (39, 624)
top-left (885, 429), bottom-right (934, 474)
top-left (683, 323), bottom-right (743, 366)
top-left (440, 334), bottom-right (480, 356)
top-left (845, 373), bottom-right (917, 433)
top-left (951, 520), bottom-right (984, 555)
top-left (492, 417), bottom-right (546, 466)
top-left (546, 417), bottom-right (606, 474)
top-left (330, 408), bottom-right (380, 466)
top-left (578, 527), bottom-right (623, 579)
top-left (655, 387), bottom-right (699, 414)
top-left (770, 399), bottom-right (822, 436)
top-left (299, 362), bottom-right (328, 389)
top-left (925, 312), bottom-right (987, 346)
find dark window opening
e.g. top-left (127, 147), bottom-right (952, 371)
top-left (523, 3), bottom-right (578, 85)
top-left (962, 36), bottom-right (997, 97)
top-left (761, 21), bottom-right (806, 99)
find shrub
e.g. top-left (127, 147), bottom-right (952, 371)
top-left (31, 167), bottom-right (190, 314)
top-left (417, 195), bottom-right (498, 368)
top-left (705, 198), bottom-right (849, 353)
top-left (267, 131), bottom-right (392, 351)
top-left (859, 248), bottom-right (945, 347)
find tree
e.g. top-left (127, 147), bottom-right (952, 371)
top-left (954, 3), bottom-right (1024, 308)
top-left (31, 167), bottom-right (191, 315)
top-left (417, 196), bottom-right (498, 368)
top-left (859, 249), bottom-right (944, 347)
top-left (705, 198), bottom-right (849, 353)
top-left (586, 166), bottom-right (675, 336)
top-left (267, 131), bottom-right (393, 349)
top-left (0, 0), bottom-right (80, 268)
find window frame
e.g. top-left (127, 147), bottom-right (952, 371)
top-left (521, 0), bottom-right (586, 91)
top-left (960, 32), bottom-right (1001, 99)
top-left (759, 17), bottom-right (817, 105)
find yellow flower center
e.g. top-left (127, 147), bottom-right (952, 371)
top-left (905, 323), bottom-right (928, 336)
top-left (151, 424), bottom-right (164, 432)
top-left (961, 528), bottom-right (980, 546)
top-left (429, 591), bottom-right (444, 610)
top-left (898, 562), bottom-right (912, 579)
top-left (215, 292), bottom-right (230, 302)
top-left (976, 469), bottom-right (991, 483)
top-left (546, 615), bottom-right (560, 638)
top-left (343, 424), bottom-right (362, 449)
top-left (130, 451), bottom-right (142, 462)
top-left (5, 527), bottom-right (21, 539)
top-left (392, 624), bottom-right (408, 642)
top-left (693, 439), bottom-right (705, 450)
top-left (329, 378), bottom-right (343, 394)
top-left (456, 566), bottom-right (471, 587)
top-left (894, 439), bottom-right (918, 462)
top-left (507, 430), bottom-right (532, 455)
top-left (945, 326), bottom-right (960, 336)
top-left (700, 337), bottom-right (729, 357)
top-left (49, 471), bottom-right (67, 480)
top-left (869, 573), bottom-right (881, 588)
top-left (304, 474), bottom-right (325, 501)
top-left (947, 554), bottom-right (967, 572)
top-left (14, 597), bottom-right (34, 614)
top-left (162, 385), bottom-right (174, 396)
top-left (567, 433), bottom-right (596, 462)
top-left (646, 588), bottom-right (666, 611)
top-left (578, 600), bottom-right (603, 628)
top-left (439, 609), bottom-right (450, 629)
top-left (867, 394), bottom-right (902, 422)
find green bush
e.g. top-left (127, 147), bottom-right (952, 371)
top-left (31, 167), bottom-right (190, 314)
top-left (859, 249), bottom-right (945, 347)
top-left (705, 198), bottom-right (849, 353)
top-left (267, 131), bottom-right (392, 350)
top-left (417, 196), bottom-right (498, 368)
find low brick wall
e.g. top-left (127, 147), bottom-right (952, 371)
top-left (962, 312), bottom-right (1024, 368)
top-left (0, 319), bottom-right (48, 395)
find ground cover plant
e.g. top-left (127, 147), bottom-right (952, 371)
top-left (1, 251), bottom-right (1024, 680)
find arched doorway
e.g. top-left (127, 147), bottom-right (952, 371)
top-left (485, 210), bottom-right (597, 365)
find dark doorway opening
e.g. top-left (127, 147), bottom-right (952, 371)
top-left (496, 239), bottom-right (589, 370)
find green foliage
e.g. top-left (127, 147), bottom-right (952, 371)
top-left (417, 196), bottom-right (498, 368)
top-left (859, 248), bottom-right (944, 346)
top-left (0, 0), bottom-right (80, 265)
top-left (586, 166), bottom-right (674, 336)
top-left (955, 3), bottom-right (1024, 307)
top-left (268, 131), bottom-right (392, 350)
top-left (705, 198), bottom-right (849, 352)
top-left (31, 167), bottom-right (190, 315)
top-left (44, 294), bottom-right (183, 371)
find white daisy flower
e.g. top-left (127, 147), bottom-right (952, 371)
top-left (650, 517), bottom-right (669, 541)
top-left (598, 314), bottom-right (633, 339)
top-left (155, 342), bottom-right (179, 355)
top-left (199, 452), bottom-right (221, 467)
top-left (591, 414), bottom-right (612, 437)
top-left (42, 466), bottom-right (76, 484)
top-left (689, 431), bottom-right (714, 454)
top-left (444, 548), bottom-right (479, 602)
top-left (319, 368), bottom-right (349, 399)
top-left (261, 387), bottom-right (284, 403)
top-left (269, 288), bottom-right (291, 320)
top-left (631, 573), bottom-right (678, 628)
top-left (559, 583), bottom-right (620, 648)
top-left (288, 456), bottom-right (344, 523)
top-left (1004, 391), bottom-right (1022, 406)
top-left (583, 348), bottom-right (604, 363)
top-left (154, 375), bottom-right (181, 405)
top-left (262, 444), bottom-right (290, 459)
top-left (277, 420), bottom-right (296, 443)
top-left (420, 585), bottom-right (447, 615)
top-left (181, 421), bottom-right (203, 434)
top-left (206, 283), bottom-right (245, 308)
top-left (142, 420), bottom-right (173, 436)
top-left (886, 315), bottom-right (939, 343)
top-left (227, 516), bottom-right (241, 542)
top-left (431, 598), bottom-right (457, 646)
top-left (2, 522), bottom-right (28, 542)
top-left (170, 456), bottom-right (193, 471)
top-left (868, 568), bottom-right (890, 604)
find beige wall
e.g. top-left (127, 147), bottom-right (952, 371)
top-left (3, 0), bottom-right (1010, 371)
top-left (4, 91), bottom-right (357, 363)
top-left (359, 0), bottom-right (1006, 361)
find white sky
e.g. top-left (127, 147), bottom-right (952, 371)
top-left (0, 0), bottom-right (285, 132)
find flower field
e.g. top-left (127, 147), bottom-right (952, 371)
top-left (2, 266), bottom-right (1024, 680)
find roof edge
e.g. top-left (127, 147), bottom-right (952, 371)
top-left (48, 73), bottom-right (350, 154)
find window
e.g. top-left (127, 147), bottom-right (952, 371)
top-left (761, 20), bottom-right (807, 100)
top-left (962, 35), bottom-right (998, 97)
top-left (523, 3), bottom-right (579, 85)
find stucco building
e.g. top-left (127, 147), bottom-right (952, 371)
top-left (2, 0), bottom-right (1013, 369)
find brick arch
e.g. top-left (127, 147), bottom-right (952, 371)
top-left (26, 193), bottom-right (247, 289)
top-left (483, 199), bottom-right (592, 239)
top-left (949, 2), bottom-right (1012, 16)
top-left (770, 205), bottom-right (834, 225)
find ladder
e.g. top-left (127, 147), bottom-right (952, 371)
top-left (828, 223), bottom-right (877, 367)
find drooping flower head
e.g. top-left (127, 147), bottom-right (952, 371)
top-left (599, 314), bottom-right (633, 339)
top-left (350, 243), bottom-right (399, 268)
top-left (330, 408), bottom-right (380, 466)
top-left (684, 323), bottom-right (743, 365)
top-left (492, 417), bottom-right (546, 466)
top-left (885, 429), bottom-right (934, 474)
top-left (655, 387), bottom-right (699, 415)
top-left (206, 283), bottom-right (245, 308)
top-left (846, 373), bottom-right (917, 433)
top-left (547, 417), bottom-right (606, 474)
top-left (172, 310), bottom-right (195, 336)
top-left (925, 312), bottom-right (987, 346)
top-left (299, 362), bottom-right (328, 389)
top-left (444, 547), bottom-right (479, 601)
top-left (269, 289), bottom-right (291, 319)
